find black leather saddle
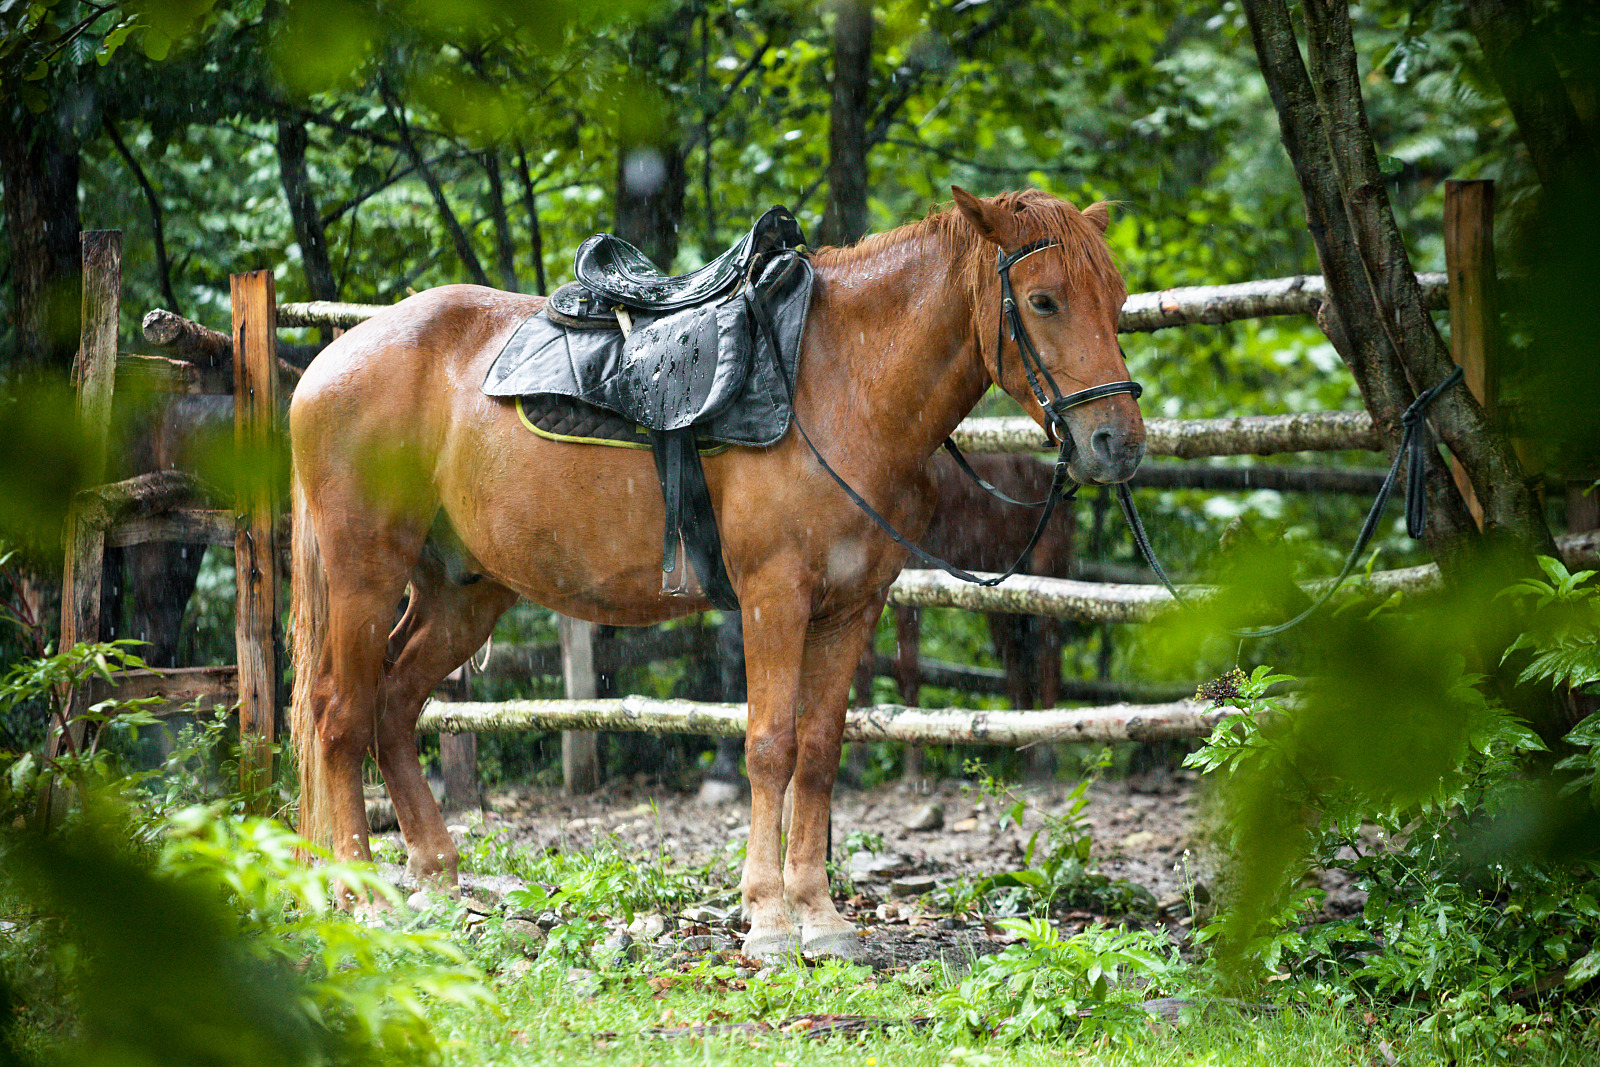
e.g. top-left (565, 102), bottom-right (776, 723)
top-left (571, 206), bottom-right (806, 312)
top-left (483, 207), bottom-right (814, 612)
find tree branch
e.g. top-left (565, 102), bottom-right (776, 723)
top-left (102, 117), bottom-right (180, 316)
top-left (379, 86), bottom-right (491, 288)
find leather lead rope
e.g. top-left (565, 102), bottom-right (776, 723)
top-left (1117, 366), bottom-right (1466, 639)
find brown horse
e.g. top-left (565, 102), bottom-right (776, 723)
top-left (288, 186), bottom-right (1144, 959)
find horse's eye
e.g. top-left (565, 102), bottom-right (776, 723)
top-left (1028, 294), bottom-right (1059, 315)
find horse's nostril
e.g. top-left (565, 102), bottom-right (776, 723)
top-left (1090, 426), bottom-right (1119, 463)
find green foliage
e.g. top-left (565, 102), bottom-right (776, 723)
top-left (935, 918), bottom-right (1177, 1044)
top-left (940, 756), bottom-right (1149, 919)
top-left (495, 830), bottom-right (713, 929)
top-left (1182, 557), bottom-right (1600, 1052)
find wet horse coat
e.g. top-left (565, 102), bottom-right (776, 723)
top-left (288, 187), bottom-right (1144, 958)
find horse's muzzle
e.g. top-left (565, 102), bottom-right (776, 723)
top-left (1074, 426), bottom-right (1146, 485)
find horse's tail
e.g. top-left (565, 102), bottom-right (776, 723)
top-left (289, 469), bottom-right (332, 852)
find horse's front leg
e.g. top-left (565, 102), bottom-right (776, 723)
top-left (784, 596), bottom-right (887, 960)
top-left (738, 586), bottom-right (811, 960)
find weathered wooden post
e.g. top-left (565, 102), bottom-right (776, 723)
top-left (439, 661), bottom-right (480, 811)
top-left (558, 615), bottom-right (601, 793)
top-left (1443, 179), bottom-right (1499, 528)
top-left (50, 230), bottom-right (122, 759)
top-left (230, 271), bottom-right (280, 809)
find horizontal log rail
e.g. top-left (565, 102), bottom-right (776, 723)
top-left (276, 271), bottom-right (1450, 334)
top-left (96, 664), bottom-right (239, 718)
top-left (418, 695), bottom-right (1237, 744)
top-left (1119, 271), bottom-right (1447, 332)
top-left (953, 411), bottom-right (1381, 457)
top-left (886, 530), bottom-right (1600, 623)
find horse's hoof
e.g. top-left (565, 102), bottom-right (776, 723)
top-left (743, 931), bottom-right (801, 962)
top-left (802, 929), bottom-right (867, 961)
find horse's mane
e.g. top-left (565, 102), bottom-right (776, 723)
top-left (811, 189), bottom-right (1125, 306)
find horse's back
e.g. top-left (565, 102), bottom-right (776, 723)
top-left (296, 285), bottom-right (542, 401)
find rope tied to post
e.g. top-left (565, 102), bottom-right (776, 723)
top-left (1119, 366), bottom-right (1466, 639)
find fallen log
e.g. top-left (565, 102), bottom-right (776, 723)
top-left (951, 411), bottom-right (1381, 458)
top-left (418, 695), bottom-right (1236, 744)
top-left (1118, 271), bottom-right (1447, 332)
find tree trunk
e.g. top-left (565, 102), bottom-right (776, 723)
top-left (482, 151), bottom-right (519, 292)
top-left (1299, 0), bottom-right (1552, 558)
top-left (1, 107), bottom-right (82, 373)
top-left (1241, 0), bottom-right (1553, 581)
top-left (275, 119), bottom-right (338, 303)
top-left (614, 139), bottom-right (689, 269)
top-left (820, 0), bottom-right (873, 248)
top-left (1460, 0), bottom-right (1600, 213)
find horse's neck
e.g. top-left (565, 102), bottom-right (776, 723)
top-left (808, 234), bottom-right (987, 471)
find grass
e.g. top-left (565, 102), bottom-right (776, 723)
top-left (392, 828), bottom-right (1598, 1067)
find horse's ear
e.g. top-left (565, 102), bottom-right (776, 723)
top-left (951, 186), bottom-right (1003, 245)
top-left (1082, 201), bottom-right (1114, 234)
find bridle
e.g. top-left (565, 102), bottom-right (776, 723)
top-left (761, 234), bottom-right (1145, 588)
top-left (992, 238), bottom-right (1143, 450)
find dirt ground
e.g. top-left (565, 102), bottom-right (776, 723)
top-left (371, 758), bottom-right (1372, 971)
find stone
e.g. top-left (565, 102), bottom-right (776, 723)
top-left (365, 796), bottom-right (398, 833)
top-left (1120, 830), bottom-right (1158, 851)
top-left (462, 874), bottom-right (526, 904)
top-left (533, 911), bottom-right (566, 930)
top-left (600, 932), bottom-right (645, 966)
top-left (566, 968), bottom-right (603, 998)
top-left (682, 905), bottom-right (728, 924)
top-left (697, 778), bottom-right (742, 806)
top-left (504, 918), bottom-right (547, 957)
top-left (502, 958), bottom-right (535, 980)
top-left (905, 802), bottom-right (945, 831)
top-left (890, 875), bottom-right (937, 899)
top-left (459, 895), bottom-right (496, 916)
top-left (848, 851), bottom-right (907, 881)
top-left (678, 934), bottom-right (731, 952)
top-left (952, 816), bottom-right (979, 832)
top-left (627, 913), bottom-right (669, 939)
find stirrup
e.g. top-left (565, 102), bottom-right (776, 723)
top-left (660, 537), bottom-right (690, 597)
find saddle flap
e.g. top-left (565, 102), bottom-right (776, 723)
top-left (620, 301), bottom-right (751, 429)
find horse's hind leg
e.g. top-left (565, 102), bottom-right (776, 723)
top-left (377, 553), bottom-right (517, 887)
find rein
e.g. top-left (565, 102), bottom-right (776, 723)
top-left (752, 237), bottom-right (1142, 589)
top-left (1117, 365), bottom-right (1465, 639)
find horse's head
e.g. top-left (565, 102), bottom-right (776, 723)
top-left (951, 186), bottom-right (1145, 485)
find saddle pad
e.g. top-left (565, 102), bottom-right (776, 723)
top-left (483, 251), bottom-right (814, 448)
top-left (513, 393), bottom-right (729, 456)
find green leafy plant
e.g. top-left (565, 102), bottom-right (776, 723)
top-left (936, 918), bottom-right (1177, 1043)
top-left (941, 755), bottom-right (1147, 919)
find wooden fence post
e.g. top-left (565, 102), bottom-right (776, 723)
top-left (558, 615), bottom-right (600, 793)
top-left (439, 661), bottom-right (481, 811)
top-left (230, 271), bottom-right (280, 809)
top-left (1444, 179), bottom-right (1499, 527)
top-left (50, 230), bottom-right (122, 759)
